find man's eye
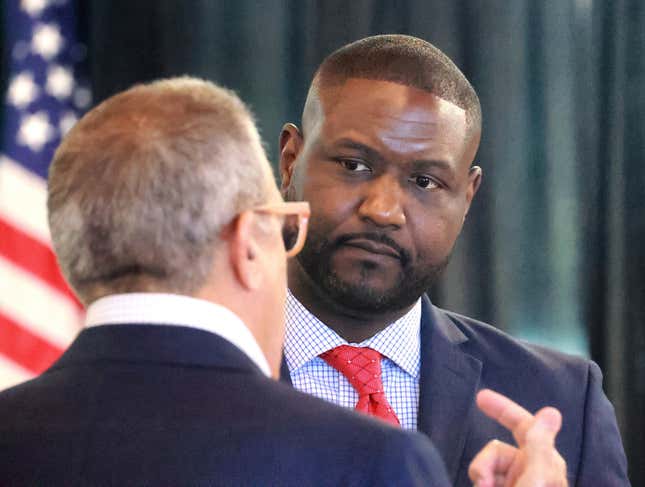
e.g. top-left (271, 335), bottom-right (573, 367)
top-left (412, 175), bottom-right (439, 189)
top-left (338, 159), bottom-right (371, 172)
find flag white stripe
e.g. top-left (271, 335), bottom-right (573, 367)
top-left (0, 155), bottom-right (51, 245)
top-left (0, 256), bottom-right (81, 348)
top-left (0, 353), bottom-right (32, 393)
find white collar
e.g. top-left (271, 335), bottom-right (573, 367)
top-left (85, 293), bottom-right (271, 377)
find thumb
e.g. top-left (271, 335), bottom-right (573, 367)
top-left (516, 407), bottom-right (568, 487)
top-left (536, 407), bottom-right (562, 434)
top-left (525, 407), bottom-right (562, 449)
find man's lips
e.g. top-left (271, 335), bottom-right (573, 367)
top-left (340, 238), bottom-right (401, 259)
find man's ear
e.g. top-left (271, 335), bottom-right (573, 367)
top-left (279, 123), bottom-right (303, 195)
top-left (228, 211), bottom-right (263, 290)
top-left (464, 165), bottom-right (483, 218)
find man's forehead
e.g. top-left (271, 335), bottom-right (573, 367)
top-left (317, 78), bottom-right (466, 124)
top-left (320, 77), bottom-right (456, 104)
top-left (302, 78), bottom-right (476, 168)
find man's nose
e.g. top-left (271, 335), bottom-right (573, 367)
top-left (357, 174), bottom-right (406, 228)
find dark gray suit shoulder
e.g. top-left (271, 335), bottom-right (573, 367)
top-left (439, 307), bottom-right (596, 383)
top-left (0, 330), bottom-right (451, 487)
top-left (425, 304), bottom-right (629, 486)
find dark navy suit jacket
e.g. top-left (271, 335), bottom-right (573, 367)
top-left (281, 296), bottom-right (630, 486)
top-left (0, 323), bottom-right (450, 486)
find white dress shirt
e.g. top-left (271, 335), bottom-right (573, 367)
top-left (85, 293), bottom-right (271, 377)
top-left (284, 289), bottom-right (422, 430)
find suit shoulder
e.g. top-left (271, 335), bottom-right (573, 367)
top-left (438, 307), bottom-right (594, 373)
top-left (0, 374), bottom-right (51, 411)
top-left (426, 305), bottom-right (627, 486)
top-left (430, 306), bottom-right (604, 411)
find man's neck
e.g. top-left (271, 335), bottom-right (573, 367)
top-left (287, 265), bottom-right (413, 343)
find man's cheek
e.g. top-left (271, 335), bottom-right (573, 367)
top-left (307, 216), bottom-right (336, 243)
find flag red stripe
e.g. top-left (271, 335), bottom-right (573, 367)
top-left (0, 312), bottom-right (64, 374)
top-left (0, 216), bottom-right (81, 308)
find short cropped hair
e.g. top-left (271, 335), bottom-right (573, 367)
top-left (48, 77), bottom-right (272, 304)
top-left (308, 34), bottom-right (481, 136)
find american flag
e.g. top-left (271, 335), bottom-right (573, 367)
top-left (0, 0), bottom-right (90, 391)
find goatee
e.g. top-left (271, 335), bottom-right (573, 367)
top-left (296, 230), bottom-right (449, 314)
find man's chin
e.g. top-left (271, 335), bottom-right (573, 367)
top-left (296, 243), bottom-right (443, 313)
top-left (322, 274), bottom-right (413, 314)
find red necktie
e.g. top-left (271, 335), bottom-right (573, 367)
top-left (320, 345), bottom-right (400, 426)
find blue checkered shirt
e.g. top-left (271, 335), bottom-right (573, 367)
top-left (284, 290), bottom-right (421, 430)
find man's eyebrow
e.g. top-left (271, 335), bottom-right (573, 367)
top-left (331, 138), bottom-right (453, 171)
top-left (408, 159), bottom-right (452, 171)
top-left (332, 138), bottom-right (383, 161)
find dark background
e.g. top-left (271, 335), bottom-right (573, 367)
top-left (4, 0), bottom-right (644, 482)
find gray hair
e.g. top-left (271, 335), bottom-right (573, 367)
top-left (48, 77), bottom-right (273, 304)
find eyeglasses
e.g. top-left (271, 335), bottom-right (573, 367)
top-left (252, 201), bottom-right (310, 257)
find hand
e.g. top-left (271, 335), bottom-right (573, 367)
top-left (468, 389), bottom-right (568, 487)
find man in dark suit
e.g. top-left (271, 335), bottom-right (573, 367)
top-left (278, 35), bottom-right (630, 486)
top-left (0, 76), bottom-right (451, 486)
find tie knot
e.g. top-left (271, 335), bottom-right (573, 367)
top-left (320, 345), bottom-right (400, 427)
top-left (320, 345), bottom-right (384, 396)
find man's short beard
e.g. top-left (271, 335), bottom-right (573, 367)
top-left (296, 231), bottom-right (449, 314)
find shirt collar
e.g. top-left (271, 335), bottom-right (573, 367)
top-left (85, 293), bottom-right (271, 377)
top-left (284, 290), bottom-right (421, 378)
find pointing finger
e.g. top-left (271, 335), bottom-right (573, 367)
top-left (476, 389), bottom-right (534, 445)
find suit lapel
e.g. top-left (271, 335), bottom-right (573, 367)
top-left (418, 296), bottom-right (482, 483)
top-left (279, 355), bottom-right (292, 384)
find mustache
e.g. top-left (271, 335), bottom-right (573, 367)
top-left (333, 232), bottom-right (410, 265)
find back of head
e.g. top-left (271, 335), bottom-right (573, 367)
top-left (48, 77), bottom-right (272, 305)
top-left (306, 34), bottom-right (481, 137)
